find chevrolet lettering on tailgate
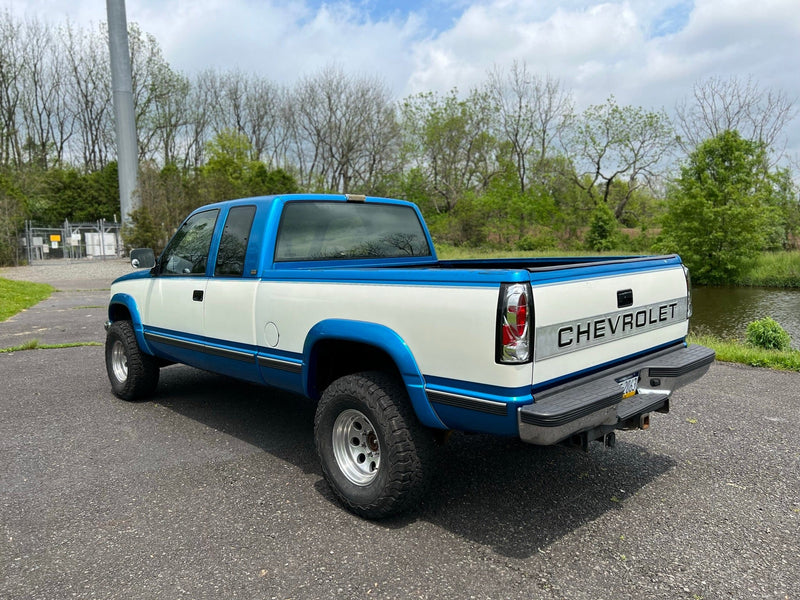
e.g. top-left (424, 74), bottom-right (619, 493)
top-left (536, 297), bottom-right (688, 359)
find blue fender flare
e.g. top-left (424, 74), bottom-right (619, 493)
top-left (303, 319), bottom-right (446, 430)
top-left (108, 293), bottom-right (153, 354)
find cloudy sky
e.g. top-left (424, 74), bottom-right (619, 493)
top-left (6, 0), bottom-right (800, 158)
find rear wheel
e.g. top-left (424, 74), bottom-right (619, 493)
top-left (105, 320), bottom-right (159, 401)
top-left (314, 371), bottom-right (435, 519)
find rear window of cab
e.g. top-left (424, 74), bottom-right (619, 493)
top-left (274, 201), bottom-right (432, 262)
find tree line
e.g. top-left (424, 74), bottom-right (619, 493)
top-left (0, 12), bottom-right (798, 283)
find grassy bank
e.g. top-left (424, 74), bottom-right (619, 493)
top-left (738, 251), bottom-right (800, 287)
top-left (436, 244), bottom-right (624, 260)
top-left (688, 333), bottom-right (800, 371)
top-left (0, 278), bottom-right (53, 322)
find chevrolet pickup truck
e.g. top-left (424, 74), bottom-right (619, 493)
top-left (105, 193), bottom-right (714, 518)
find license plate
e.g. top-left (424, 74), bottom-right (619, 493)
top-left (617, 373), bottom-right (639, 399)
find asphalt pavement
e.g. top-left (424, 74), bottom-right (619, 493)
top-left (1, 261), bottom-right (798, 599)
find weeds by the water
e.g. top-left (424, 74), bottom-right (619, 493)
top-left (738, 251), bottom-right (800, 288)
top-left (688, 333), bottom-right (800, 372)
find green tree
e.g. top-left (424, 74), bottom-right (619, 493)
top-left (245, 164), bottom-right (299, 196)
top-left (122, 205), bottom-right (162, 252)
top-left (201, 129), bottom-right (252, 200)
top-left (199, 130), bottom-right (299, 202)
top-left (585, 202), bottom-right (620, 251)
top-left (659, 130), bottom-right (788, 284)
top-left (0, 170), bottom-right (25, 265)
top-left (401, 88), bottom-right (498, 214)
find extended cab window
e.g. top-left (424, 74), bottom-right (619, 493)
top-left (215, 205), bottom-right (256, 277)
top-left (160, 209), bottom-right (219, 275)
top-left (275, 202), bottom-right (431, 262)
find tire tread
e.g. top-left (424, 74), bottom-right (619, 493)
top-left (105, 320), bottom-right (159, 401)
top-left (315, 371), bottom-right (435, 519)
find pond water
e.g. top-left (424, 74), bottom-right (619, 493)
top-left (690, 286), bottom-right (800, 349)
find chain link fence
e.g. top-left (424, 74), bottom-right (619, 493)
top-left (21, 219), bottom-right (123, 263)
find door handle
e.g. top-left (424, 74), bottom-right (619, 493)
top-left (192, 290), bottom-right (204, 302)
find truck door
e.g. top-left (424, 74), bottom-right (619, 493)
top-left (202, 205), bottom-right (261, 382)
top-left (143, 208), bottom-right (219, 363)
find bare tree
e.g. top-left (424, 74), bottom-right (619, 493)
top-left (487, 61), bottom-right (573, 193)
top-left (208, 70), bottom-right (291, 166)
top-left (244, 76), bottom-right (290, 166)
top-left (290, 65), bottom-right (399, 193)
top-left (18, 18), bottom-right (77, 168)
top-left (568, 96), bottom-right (676, 219)
top-left (675, 75), bottom-right (797, 165)
top-left (181, 70), bottom-right (219, 170)
top-left (128, 23), bottom-right (177, 163)
top-left (0, 11), bottom-right (24, 167)
top-left (62, 22), bottom-right (113, 171)
top-left (145, 65), bottom-right (192, 166)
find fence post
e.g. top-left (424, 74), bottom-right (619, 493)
top-left (25, 220), bottom-right (31, 264)
top-left (102, 221), bottom-right (106, 260)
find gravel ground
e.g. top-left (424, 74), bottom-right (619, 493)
top-left (0, 258), bottom-right (133, 290)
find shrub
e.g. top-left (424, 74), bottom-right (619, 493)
top-left (745, 317), bottom-right (791, 351)
top-left (516, 232), bottom-right (558, 252)
top-left (585, 203), bottom-right (620, 251)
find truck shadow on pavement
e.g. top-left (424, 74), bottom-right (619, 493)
top-left (153, 365), bottom-right (676, 560)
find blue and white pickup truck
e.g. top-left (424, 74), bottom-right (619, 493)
top-left (105, 193), bottom-right (714, 518)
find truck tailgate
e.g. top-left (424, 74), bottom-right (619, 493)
top-left (529, 259), bottom-right (690, 388)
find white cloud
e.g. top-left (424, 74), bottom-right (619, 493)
top-left (3, 0), bottom-right (799, 158)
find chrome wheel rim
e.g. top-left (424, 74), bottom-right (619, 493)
top-left (111, 340), bottom-right (128, 383)
top-left (332, 409), bottom-right (380, 486)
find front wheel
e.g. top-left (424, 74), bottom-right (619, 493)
top-left (314, 371), bottom-right (435, 519)
top-left (105, 320), bottom-right (160, 401)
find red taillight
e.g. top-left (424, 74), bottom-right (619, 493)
top-left (512, 293), bottom-right (527, 336)
top-left (497, 283), bottom-right (532, 364)
top-left (502, 292), bottom-right (526, 343)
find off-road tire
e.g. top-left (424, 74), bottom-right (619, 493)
top-left (105, 320), bottom-right (160, 401)
top-left (314, 371), bottom-right (436, 519)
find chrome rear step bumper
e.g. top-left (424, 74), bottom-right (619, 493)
top-left (518, 344), bottom-right (715, 445)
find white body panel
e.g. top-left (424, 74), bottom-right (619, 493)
top-left (204, 279), bottom-right (259, 345)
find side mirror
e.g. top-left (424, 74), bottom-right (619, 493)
top-left (130, 248), bottom-right (156, 269)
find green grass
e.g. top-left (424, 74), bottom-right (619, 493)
top-left (0, 278), bottom-right (54, 322)
top-left (0, 339), bottom-right (102, 353)
top-left (688, 333), bottom-right (800, 371)
top-left (737, 251), bottom-right (800, 287)
top-left (435, 244), bottom-right (629, 260)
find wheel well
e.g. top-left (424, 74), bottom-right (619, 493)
top-left (310, 340), bottom-right (401, 400)
top-left (108, 303), bottom-right (132, 322)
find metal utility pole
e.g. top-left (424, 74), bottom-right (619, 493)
top-left (106, 0), bottom-right (138, 226)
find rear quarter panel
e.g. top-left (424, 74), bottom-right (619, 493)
top-left (253, 278), bottom-right (533, 392)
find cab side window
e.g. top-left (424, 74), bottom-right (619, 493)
top-left (160, 209), bottom-right (219, 275)
top-left (215, 205), bottom-right (256, 277)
